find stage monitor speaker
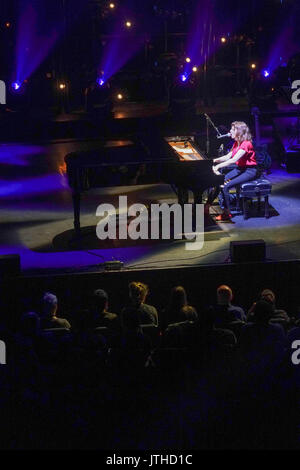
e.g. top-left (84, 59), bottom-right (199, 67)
top-left (230, 240), bottom-right (266, 263)
top-left (286, 147), bottom-right (300, 173)
top-left (0, 254), bottom-right (21, 277)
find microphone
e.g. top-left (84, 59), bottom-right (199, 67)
top-left (217, 133), bottom-right (231, 139)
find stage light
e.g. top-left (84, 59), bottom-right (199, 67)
top-left (262, 69), bottom-right (270, 78)
top-left (59, 83), bottom-right (66, 90)
top-left (12, 81), bottom-right (21, 91)
top-left (221, 37), bottom-right (226, 43)
top-left (5, 22), bottom-right (11, 28)
top-left (109, 2), bottom-right (115, 8)
top-left (97, 77), bottom-right (105, 86)
top-left (250, 63), bottom-right (256, 69)
top-left (192, 66), bottom-right (198, 72)
top-left (117, 93), bottom-right (123, 100)
top-left (181, 74), bottom-right (187, 82)
top-left (185, 57), bottom-right (191, 63)
top-left (125, 21), bottom-right (132, 28)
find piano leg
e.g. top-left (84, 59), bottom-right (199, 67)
top-left (206, 186), bottom-right (220, 205)
top-left (72, 190), bottom-right (81, 238)
top-left (193, 187), bottom-right (220, 217)
top-left (192, 189), bottom-right (203, 205)
top-left (177, 186), bottom-right (189, 205)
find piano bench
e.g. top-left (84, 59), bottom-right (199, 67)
top-left (236, 178), bottom-right (272, 220)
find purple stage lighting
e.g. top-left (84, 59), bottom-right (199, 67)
top-left (0, 173), bottom-right (67, 199)
top-left (12, 81), bottom-right (21, 91)
top-left (97, 7), bottom-right (145, 85)
top-left (0, 144), bottom-right (43, 166)
top-left (181, 0), bottom-right (232, 81)
top-left (263, 69), bottom-right (270, 78)
top-left (181, 74), bottom-right (187, 82)
top-left (264, 11), bottom-right (299, 76)
top-left (97, 77), bottom-right (105, 86)
top-left (14, 2), bottom-right (62, 86)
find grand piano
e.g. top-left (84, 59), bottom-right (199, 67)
top-left (65, 135), bottom-right (224, 237)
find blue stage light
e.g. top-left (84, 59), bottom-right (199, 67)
top-left (12, 81), bottom-right (22, 91)
top-left (97, 77), bottom-right (105, 86)
top-left (262, 69), bottom-right (270, 78)
top-left (181, 74), bottom-right (187, 82)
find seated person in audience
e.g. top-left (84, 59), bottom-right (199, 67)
top-left (121, 308), bottom-right (152, 353)
top-left (163, 286), bottom-right (189, 328)
top-left (164, 305), bottom-right (199, 348)
top-left (40, 292), bottom-right (71, 329)
top-left (91, 289), bottom-right (120, 328)
top-left (72, 307), bottom-right (107, 355)
top-left (235, 301), bottom-right (286, 398)
top-left (248, 288), bottom-right (290, 330)
top-left (238, 300), bottom-right (285, 363)
top-left (89, 289), bottom-right (121, 347)
top-left (122, 282), bottom-right (158, 326)
top-left (198, 306), bottom-right (237, 360)
top-left (181, 305), bottom-right (198, 322)
top-left (108, 309), bottom-right (152, 376)
top-left (213, 284), bottom-right (246, 326)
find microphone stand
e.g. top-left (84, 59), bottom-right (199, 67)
top-left (204, 113), bottom-right (222, 156)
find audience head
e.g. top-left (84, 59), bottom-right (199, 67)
top-left (180, 305), bottom-right (198, 322)
top-left (129, 281), bottom-right (149, 306)
top-left (252, 300), bottom-right (273, 324)
top-left (42, 292), bottom-right (58, 318)
top-left (92, 289), bottom-right (108, 313)
top-left (217, 285), bottom-right (233, 305)
top-left (20, 311), bottom-right (40, 337)
top-left (169, 286), bottom-right (187, 310)
top-left (260, 289), bottom-right (276, 306)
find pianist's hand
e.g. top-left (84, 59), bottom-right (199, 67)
top-left (213, 165), bottom-right (221, 175)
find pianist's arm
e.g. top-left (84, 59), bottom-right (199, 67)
top-left (213, 151), bottom-right (232, 164)
top-left (213, 149), bottom-right (246, 171)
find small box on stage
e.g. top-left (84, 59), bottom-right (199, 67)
top-left (286, 147), bottom-right (300, 173)
top-left (0, 254), bottom-right (21, 277)
top-left (104, 261), bottom-right (124, 271)
top-left (230, 240), bottom-right (266, 263)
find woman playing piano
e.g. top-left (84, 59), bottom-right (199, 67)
top-left (213, 121), bottom-right (258, 221)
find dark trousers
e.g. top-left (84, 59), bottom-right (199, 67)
top-left (222, 167), bottom-right (258, 211)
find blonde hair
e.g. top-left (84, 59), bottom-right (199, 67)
top-left (231, 121), bottom-right (252, 142)
top-left (129, 281), bottom-right (149, 304)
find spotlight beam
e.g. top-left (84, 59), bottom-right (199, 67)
top-left (98, 15), bottom-right (145, 85)
top-left (14, 3), bottom-right (62, 85)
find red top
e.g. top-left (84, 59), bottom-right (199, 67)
top-left (232, 140), bottom-right (257, 167)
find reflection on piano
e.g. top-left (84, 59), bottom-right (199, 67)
top-left (65, 135), bottom-right (224, 237)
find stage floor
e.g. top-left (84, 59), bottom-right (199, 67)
top-left (1, 134), bottom-right (300, 274)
